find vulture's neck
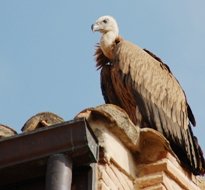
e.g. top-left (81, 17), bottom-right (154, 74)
top-left (100, 31), bottom-right (118, 60)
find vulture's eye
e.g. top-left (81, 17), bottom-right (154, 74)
top-left (103, 19), bottom-right (108, 24)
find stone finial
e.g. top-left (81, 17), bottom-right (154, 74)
top-left (22, 112), bottom-right (64, 132)
top-left (0, 124), bottom-right (17, 138)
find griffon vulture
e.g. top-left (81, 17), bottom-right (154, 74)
top-left (91, 15), bottom-right (205, 175)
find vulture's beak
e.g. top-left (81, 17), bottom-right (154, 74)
top-left (91, 23), bottom-right (100, 32)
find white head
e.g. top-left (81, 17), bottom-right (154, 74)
top-left (91, 15), bottom-right (119, 36)
top-left (91, 16), bottom-right (119, 59)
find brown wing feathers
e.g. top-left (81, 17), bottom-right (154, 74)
top-left (144, 48), bottom-right (196, 127)
top-left (116, 41), bottom-right (204, 174)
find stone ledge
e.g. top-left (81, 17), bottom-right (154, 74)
top-left (136, 155), bottom-right (201, 190)
top-left (76, 104), bottom-right (140, 151)
top-left (76, 104), bottom-right (205, 190)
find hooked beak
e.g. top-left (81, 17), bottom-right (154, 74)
top-left (91, 23), bottom-right (100, 32)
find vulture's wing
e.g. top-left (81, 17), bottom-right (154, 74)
top-left (111, 40), bottom-right (204, 174)
top-left (144, 48), bottom-right (196, 126)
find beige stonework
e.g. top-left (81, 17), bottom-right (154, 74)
top-left (76, 104), bottom-right (205, 190)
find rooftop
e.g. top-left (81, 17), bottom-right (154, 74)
top-left (0, 104), bottom-right (204, 190)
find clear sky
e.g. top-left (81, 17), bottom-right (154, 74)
top-left (0, 1), bottom-right (205, 151)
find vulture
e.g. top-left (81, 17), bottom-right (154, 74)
top-left (91, 15), bottom-right (205, 175)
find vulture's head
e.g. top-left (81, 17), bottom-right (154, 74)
top-left (91, 15), bottom-right (119, 35)
top-left (91, 16), bottom-right (120, 60)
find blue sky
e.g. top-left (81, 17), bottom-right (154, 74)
top-left (0, 1), bottom-right (205, 151)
